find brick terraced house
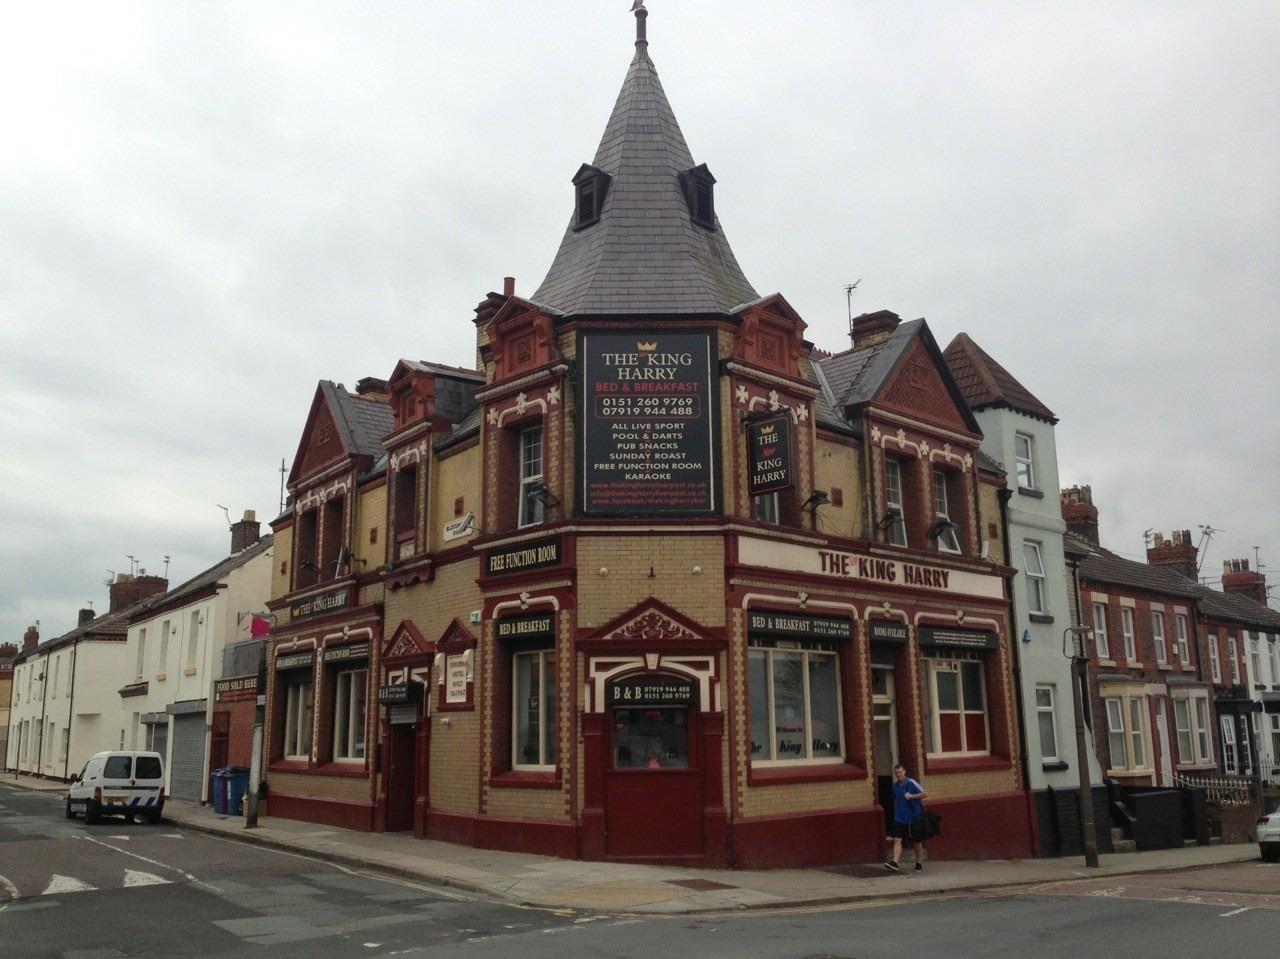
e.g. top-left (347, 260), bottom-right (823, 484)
top-left (262, 8), bottom-right (1033, 866)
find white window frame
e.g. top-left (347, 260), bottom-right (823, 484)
top-left (1209, 636), bottom-right (1221, 683)
top-left (1023, 542), bottom-right (1046, 614)
top-left (517, 425), bottom-right (545, 529)
top-left (187, 610), bottom-right (200, 671)
top-left (1173, 696), bottom-right (1212, 766)
top-left (136, 627), bottom-right (147, 680)
top-left (1248, 634), bottom-right (1262, 686)
top-left (1105, 698), bottom-right (1127, 769)
top-left (332, 668), bottom-right (367, 762)
top-left (1092, 603), bottom-right (1110, 659)
top-left (749, 643), bottom-right (846, 765)
top-left (1270, 637), bottom-right (1280, 687)
top-left (752, 491), bottom-right (779, 525)
top-left (923, 657), bottom-right (990, 758)
top-left (1152, 611), bottom-right (1166, 664)
top-left (1035, 683), bottom-right (1059, 763)
top-left (283, 675), bottom-right (314, 760)
top-left (1227, 635), bottom-right (1240, 684)
top-left (1014, 432), bottom-right (1036, 490)
top-left (159, 620), bottom-right (171, 677)
top-left (1121, 607), bottom-right (1136, 663)
top-left (1103, 694), bottom-right (1152, 773)
top-left (1174, 614), bottom-right (1190, 665)
top-left (884, 459), bottom-right (907, 547)
top-left (1195, 698), bottom-right (1212, 764)
top-left (1219, 715), bottom-right (1237, 774)
top-left (933, 470), bottom-right (961, 554)
top-left (1128, 698), bottom-right (1147, 769)
top-left (512, 648), bottom-right (556, 770)
top-left (1270, 714), bottom-right (1280, 767)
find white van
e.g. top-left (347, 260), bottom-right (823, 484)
top-left (66, 751), bottom-right (166, 824)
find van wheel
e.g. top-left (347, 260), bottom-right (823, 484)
top-left (147, 803), bottom-right (164, 825)
top-left (85, 800), bottom-right (100, 825)
top-left (65, 797), bottom-right (75, 820)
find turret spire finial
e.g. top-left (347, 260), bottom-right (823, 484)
top-left (631, 0), bottom-right (648, 47)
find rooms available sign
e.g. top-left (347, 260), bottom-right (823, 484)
top-left (580, 331), bottom-right (717, 515)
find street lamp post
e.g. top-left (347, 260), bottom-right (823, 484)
top-left (1064, 626), bottom-right (1100, 868)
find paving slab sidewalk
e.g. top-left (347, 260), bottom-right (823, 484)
top-left (3, 774), bottom-right (1258, 914)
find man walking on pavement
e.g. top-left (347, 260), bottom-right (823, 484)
top-left (884, 763), bottom-right (927, 873)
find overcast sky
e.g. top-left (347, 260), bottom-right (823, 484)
top-left (3, 1), bottom-right (1278, 645)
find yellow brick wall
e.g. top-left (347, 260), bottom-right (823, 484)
top-left (813, 436), bottom-right (863, 539)
top-left (576, 535), bottom-right (725, 630)
top-left (355, 484), bottom-right (385, 570)
top-left (978, 480), bottom-right (1006, 566)
top-left (430, 443), bottom-right (481, 554)
top-left (921, 767), bottom-right (1016, 799)
top-left (427, 710), bottom-right (481, 812)
top-left (271, 523), bottom-right (293, 601)
top-left (269, 771), bottom-right (374, 803)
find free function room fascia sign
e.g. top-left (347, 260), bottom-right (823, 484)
top-left (608, 677), bottom-right (696, 707)
top-left (290, 587), bottom-right (350, 621)
top-left (737, 536), bottom-right (1004, 601)
top-left (323, 642), bottom-right (369, 664)
top-left (918, 627), bottom-right (998, 651)
top-left (495, 613), bottom-right (556, 641)
top-left (580, 330), bottom-right (717, 516)
top-left (484, 536), bottom-right (561, 577)
top-left (747, 610), bottom-right (852, 642)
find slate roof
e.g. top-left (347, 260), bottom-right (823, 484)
top-left (1191, 583), bottom-right (1280, 629)
top-left (325, 382), bottom-right (395, 459)
top-left (129, 536), bottom-right (274, 621)
top-left (397, 360), bottom-right (483, 425)
top-left (530, 36), bottom-right (758, 315)
top-left (13, 604), bottom-right (135, 664)
top-left (943, 333), bottom-right (1057, 423)
top-left (1069, 534), bottom-right (1203, 600)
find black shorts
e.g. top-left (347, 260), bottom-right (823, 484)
top-left (888, 820), bottom-right (913, 840)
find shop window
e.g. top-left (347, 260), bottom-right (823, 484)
top-left (1014, 432), bottom-right (1036, 490)
top-left (296, 508), bottom-right (319, 588)
top-left (333, 668), bottom-right (367, 761)
top-left (393, 464), bottom-right (419, 561)
top-left (1152, 611), bottom-right (1167, 664)
top-left (518, 427), bottom-right (545, 528)
top-left (1092, 603), bottom-right (1109, 659)
top-left (883, 458), bottom-right (908, 547)
top-left (923, 657), bottom-right (987, 756)
top-left (1175, 614), bottom-right (1190, 664)
top-left (283, 674), bottom-right (314, 760)
top-left (1227, 635), bottom-right (1240, 683)
top-left (1035, 684), bottom-right (1059, 762)
top-left (1121, 608), bottom-right (1136, 662)
top-left (1023, 542), bottom-right (1046, 614)
top-left (931, 469), bottom-right (961, 554)
top-left (748, 642), bottom-right (843, 764)
top-left (320, 496), bottom-right (345, 579)
top-left (512, 649), bottom-right (556, 769)
top-left (1208, 635), bottom-right (1221, 682)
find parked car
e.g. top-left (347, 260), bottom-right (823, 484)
top-left (65, 751), bottom-right (166, 825)
top-left (1259, 811), bottom-right (1280, 862)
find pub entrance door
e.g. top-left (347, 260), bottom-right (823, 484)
top-left (872, 662), bottom-right (901, 831)
top-left (605, 680), bottom-right (702, 859)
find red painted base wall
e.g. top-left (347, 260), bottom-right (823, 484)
top-left (732, 805), bottom-right (884, 869)
top-left (270, 793), bottom-right (375, 832)
top-left (920, 791), bottom-right (1035, 860)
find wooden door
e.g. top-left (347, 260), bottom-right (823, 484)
top-left (385, 723), bottom-right (416, 832)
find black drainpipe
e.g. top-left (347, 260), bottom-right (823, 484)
top-left (998, 486), bottom-right (1033, 795)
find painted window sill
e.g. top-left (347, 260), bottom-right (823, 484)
top-left (1017, 487), bottom-right (1045, 499)
top-left (1041, 760), bottom-right (1070, 772)
top-left (490, 770), bottom-right (561, 789)
top-left (183, 667), bottom-right (198, 677)
top-left (748, 762), bottom-right (866, 786)
top-left (925, 755), bottom-right (1012, 774)
top-left (310, 762), bottom-right (371, 778)
top-left (1097, 659), bottom-right (1116, 668)
top-left (1028, 613), bottom-right (1055, 625)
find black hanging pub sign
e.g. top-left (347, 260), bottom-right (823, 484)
top-left (746, 411), bottom-right (794, 496)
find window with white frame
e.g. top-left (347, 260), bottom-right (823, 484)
top-left (1103, 694), bottom-right (1151, 772)
top-left (136, 627), bottom-right (147, 679)
top-left (1093, 603), bottom-right (1110, 659)
top-left (1209, 636), bottom-right (1221, 682)
top-left (1195, 698), bottom-right (1211, 763)
top-left (1270, 714), bottom-right (1280, 765)
top-left (1227, 635), bottom-right (1240, 683)
top-left (1175, 614), bottom-right (1190, 664)
top-left (517, 426), bottom-right (545, 529)
top-left (1172, 696), bottom-right (1212, 765)
top-left (159, 620), bottom-right (171, 676)
top-left (749, 642), bottom-right (844, 763)
top-left (1121, 608), bottom-right (1136, 662)
top-left (933, 470), bottom-right (961, 553)
top-left (1023, 542), bottom-right (1046, 614)
top-left (1152, 611), bottom-right (1167, 663)
top-left (1035, 684), bottom-right (1059, 762)
top-left (1014, 432), bottom-right (1036, 490)
top-left (513, 648), bottom-right (556, 768)
top-left (1219, 715), bottom-right (1237, 774)
top-left (1128, 698), bottom-right (1146, 768)
top-left (884, 459), bottom-right (907, 547)
top-left (1248, 634), bottom-right (1262, 685)
top-left (1270, 638), bottom-right (1280, 687)
top-left (923, 656), bottom-right (988, 756)
top-left (283, 674), bottom-right (314, 760)
top-left (1105, 698), bottom-right (1127, 769)
top-left (333, 668), bottom-right (367, 761)
top-left (187, 610), bottom-right (200, 670)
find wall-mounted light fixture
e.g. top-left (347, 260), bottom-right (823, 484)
top-left (801, 490), bottom-right (830, 513)
top-left (527, 482), bottom-right (560, 509)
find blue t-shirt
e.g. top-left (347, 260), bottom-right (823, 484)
top-left (892, 777), bottom-right (924, 824)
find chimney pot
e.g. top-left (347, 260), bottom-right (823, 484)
top-left (22, 624), bottom-right (39, 653)
top-left (503, 276), bottom-right (515, 297)
top-left (230, 509), bottom-right (262, 554)
top-left (77, 608), bottom-right (95, 627)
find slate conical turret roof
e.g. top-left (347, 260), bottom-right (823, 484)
top-left (531, 16), bottom-right (758, 316)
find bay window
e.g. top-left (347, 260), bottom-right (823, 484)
top-left (749, 642), bottom-right (844, 763)
top-left (923, 656), bottom-right (988, 757)
top-left (513, 649), bottom-right (556, 768)
top-left (1248, 634), bottom-right (1262, 685)
top-left (1103, 694), bottom-right (1151, 773)
top-left (283, 675), bottom-right (314, 760)
top-left (333, 668), bottom-right (367, 761)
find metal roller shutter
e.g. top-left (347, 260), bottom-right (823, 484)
top-left (169, 714), bottom-right (206, 801)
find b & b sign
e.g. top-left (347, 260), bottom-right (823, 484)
top-left (747, 412), bottom-right (793, 496)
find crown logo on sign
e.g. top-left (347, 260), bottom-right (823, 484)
top-left (637, 341), bottom-right (657, 351)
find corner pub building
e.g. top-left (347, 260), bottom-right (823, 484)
top-left (263, 8), bottom-right (1033, 868)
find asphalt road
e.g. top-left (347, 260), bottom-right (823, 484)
top-left (2, 781), bottom-right (1276, 958)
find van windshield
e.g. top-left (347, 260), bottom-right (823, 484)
top-left (135, 756), bottom-right (162, 779)
top-left (103, 756), bottom-right (132, 778)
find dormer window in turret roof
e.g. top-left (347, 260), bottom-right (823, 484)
top-left (678, 164), bottom-right (715, 229)
top-left (572, 164), bottom-right (611, 230)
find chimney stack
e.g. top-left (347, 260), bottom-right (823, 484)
top-left (849, 310), bottom-right (902, 351)
top-left (230, 509), bottom-right (261, 554)
top-left (1146, 528), bottom-right (1198, 581)
top-left (0, 642), bottom-right (17, 662)
top-left (1221, 558), bottom-right (1267, 604)
top-left (1060, 485), bottom-right (1100, 546)
top-left (22, 624), bottom-right (39, 653)
top-left (78, 608), bottom-right (95, 627)
top-left (109, 572), bottom-right (169, 612)
top-left (503, 276), bottom-right (515, 297)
